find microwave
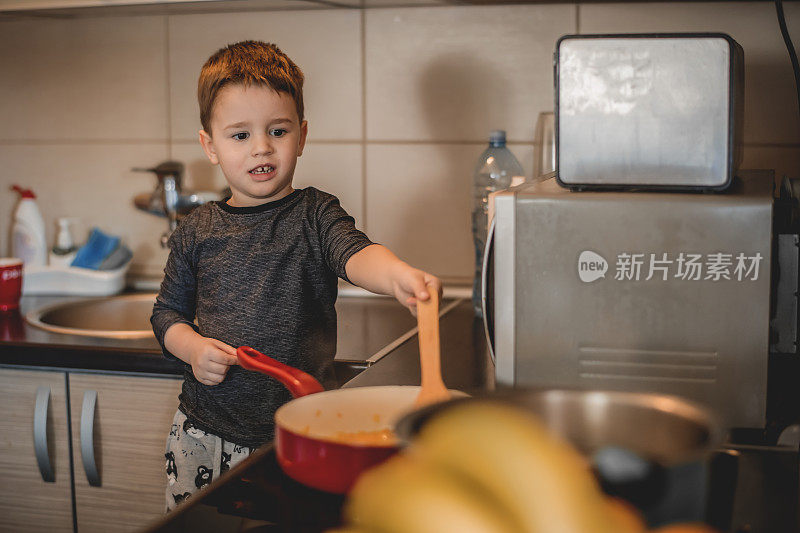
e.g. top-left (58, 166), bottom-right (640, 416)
top-left (484, 170), bottom-right (799, 431)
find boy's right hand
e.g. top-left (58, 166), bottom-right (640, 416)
top-left (163, 323), bottom-right (238, 386)
top-left (187, 336), bottom-right (239, 386)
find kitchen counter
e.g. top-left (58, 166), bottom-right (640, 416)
top-left (0, 292), bottom-right (445, 380)
top-left (0, 294), bottom-right (178, 374)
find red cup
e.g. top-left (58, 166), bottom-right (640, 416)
top-left (0, 258), bottom-right (23, 311)
top-left (0, 309), bottom-right (24, 340)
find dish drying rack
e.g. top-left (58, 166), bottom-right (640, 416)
top-left (22, 261), bottom-right (130, 296)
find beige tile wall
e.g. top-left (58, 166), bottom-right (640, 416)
top-left (1, 2), bottom-right (798, 283)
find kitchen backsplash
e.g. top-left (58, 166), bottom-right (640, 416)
top-left (1, 2), bottom-right (798, 283)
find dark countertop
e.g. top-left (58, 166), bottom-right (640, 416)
top-left (0, 292), bottom-right (439, 378)
top-left (0, 293), bottom-right (176, 374)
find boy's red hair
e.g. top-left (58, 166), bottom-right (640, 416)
top-left (198, 40), bottom-right (304, 133)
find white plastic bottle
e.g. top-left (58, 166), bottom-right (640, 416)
top-left (49, 217), bottom-right (78, 268)
top-left (11, 185), bottom-right (48, 267)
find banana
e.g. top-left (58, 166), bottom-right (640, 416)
top-left (604, 497), bottom-right (647, 533)
top-left (345, 453), bottom-right (519, 533)
top-left (409, 401), bottom-right (618, 533)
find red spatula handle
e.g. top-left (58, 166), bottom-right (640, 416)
top-left (237, 346), bottom-right (325, 398)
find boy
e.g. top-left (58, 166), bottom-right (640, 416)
top-left (151, 40), bottom-right (441, 511)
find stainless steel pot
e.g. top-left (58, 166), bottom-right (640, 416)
top-left (395, 388), bottom-right (721, 527)
top-left (397, 389), bottom-right (718, 460)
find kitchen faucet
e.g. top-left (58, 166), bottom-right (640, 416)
top-left (133, 161), bottom-right (222, 248)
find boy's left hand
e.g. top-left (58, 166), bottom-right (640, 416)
top-left (391, 266), bottom-right (442, 316)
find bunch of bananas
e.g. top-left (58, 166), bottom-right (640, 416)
top-left (331, 401), bottom-right (715, 533)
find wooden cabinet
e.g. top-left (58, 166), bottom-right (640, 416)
top-left (0, 368), bottom-right (73, 532)
top-left (0, 367), bottom-right (181, 532)
top-left (69, 373), bottom-right (181, 533)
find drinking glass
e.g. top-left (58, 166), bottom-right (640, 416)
top-left (533, 111), bottom-right (555, 179)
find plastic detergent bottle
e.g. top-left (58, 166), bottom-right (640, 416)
top-left (11, 185), bottom-right (47, 267)
top-left (471, 130), bottom-right (523, 317)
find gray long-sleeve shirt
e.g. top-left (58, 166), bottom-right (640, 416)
top-left (151, 187), bottom-right (373, 447)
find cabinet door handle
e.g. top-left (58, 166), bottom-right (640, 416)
top-left (33, 386), bottom-right (55, 482)
top-left (80, 390), bottom-right (101, 487)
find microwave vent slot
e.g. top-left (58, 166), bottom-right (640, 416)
top-left (577, 346), bottom-right (718, 384)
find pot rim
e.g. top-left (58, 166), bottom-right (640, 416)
top-left (275, 385), bottom-right (422, 448)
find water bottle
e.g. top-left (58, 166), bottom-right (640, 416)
top-left (472, 130), bottom-right (524, 317)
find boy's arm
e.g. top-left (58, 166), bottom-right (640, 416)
top-left (164, 323), bottom-right (238, 386)
top-left (345, 244), bottom-right (442, 314)
top-left (151, 218), bottom-right (238, 386)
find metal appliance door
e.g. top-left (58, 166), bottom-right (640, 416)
top-left (495, 173), bottom-right (772, 429)
top-left (481, 218), bottom-right (496, 364)
top-left (556, 33), bottom-right (743, 190)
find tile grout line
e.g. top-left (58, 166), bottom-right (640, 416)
top-left (165, 14), bottom-right (172, 160)
top-left (361, 7), bottom-right (369, 233)
top-left (0, 139), bottom-right (173, 145)
top-left (3, 139), bottom-right (799, 149)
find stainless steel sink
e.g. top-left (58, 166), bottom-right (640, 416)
top-left (24, 292), bottom-right (430, 364)
top-left (26, 293), bottom-right (157, 339)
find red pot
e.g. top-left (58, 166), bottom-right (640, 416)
top-left (237, 346), bottom-right (434, 494)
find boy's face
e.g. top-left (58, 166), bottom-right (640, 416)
top-left (199, 83), bottom-right (307, 207)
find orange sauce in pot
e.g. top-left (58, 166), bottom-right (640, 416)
top-left (334, 428), bottom-right (398, 446)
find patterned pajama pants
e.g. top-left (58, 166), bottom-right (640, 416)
top-left (164, 410), bottom-right (255, 512)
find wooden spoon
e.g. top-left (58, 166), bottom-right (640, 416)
top-left (414, 284), bottom-right (451, 407)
